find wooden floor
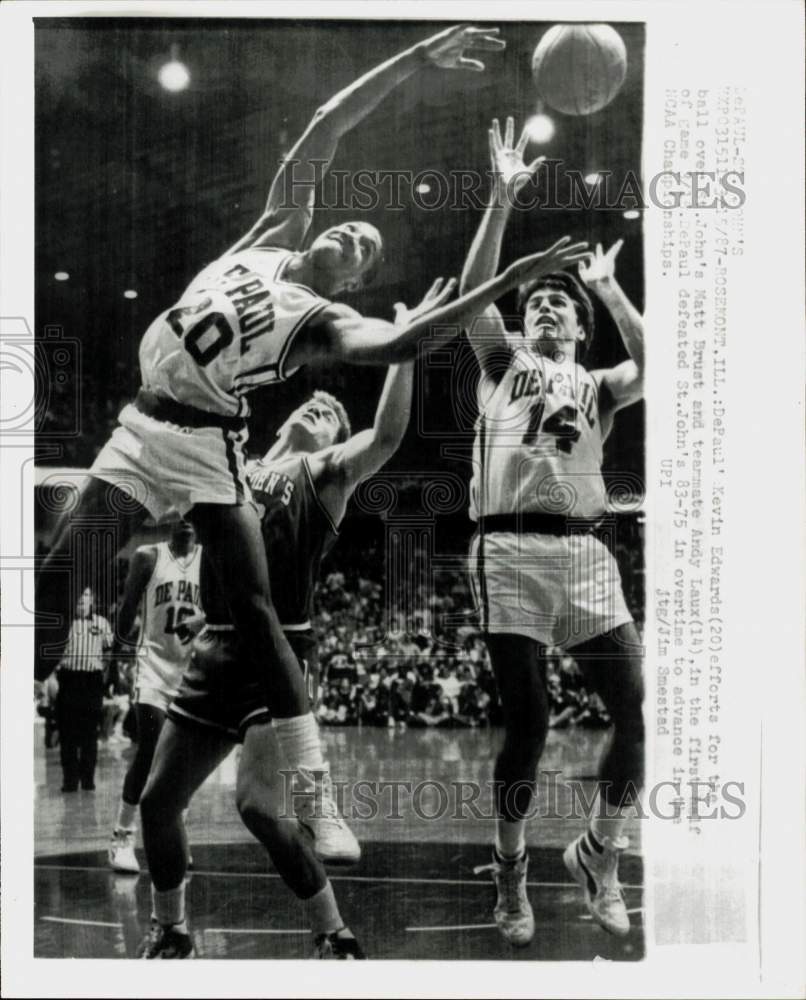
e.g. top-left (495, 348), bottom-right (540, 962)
top-left (34, 722), bottom-right (644, 961)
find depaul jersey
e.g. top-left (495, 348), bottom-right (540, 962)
top-left (469, 350), bottom-right (607, 520)
top-left (202, 454), bottom-right (338, 628)
top-left (139, 247), bottom-right (329, 418)
top-left (136, 541), bottom-right (203, 686)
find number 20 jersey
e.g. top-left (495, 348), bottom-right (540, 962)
top-left (469, 349), bottom-right (608, 520)
top-left (139, 247), bottom-right (330, 418)
top-left (136, 541), bottom-right (203, 696)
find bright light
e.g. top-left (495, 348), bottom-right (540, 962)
top-left (158, 60), bottom-right (190, 92)
top-left (524, 114), bottom-right (555, 144)
top-left (584, 172), bottom-right (601, 186)
top-left (623, 209), bottom-right (640, 220)
top-left (54, 271), bottom-right (69, 281)
top-left (415, 182), bottom-right (431, 195)
top-left (123, 289), bottom-right (138, 300)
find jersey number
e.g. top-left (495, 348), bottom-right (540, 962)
top-left (165, 606), bottom-right (196, 645)
top-left (522, 403), bottom-right (581, 454)
top-left (168, 305), bottom-right (234, 368)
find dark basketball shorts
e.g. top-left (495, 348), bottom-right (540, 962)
top-left (168, 626), bottom-right (319, 742)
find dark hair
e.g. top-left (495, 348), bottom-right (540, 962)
top-left (517, 271), bottom-right (595, 355)
top-left (311, 390), bottom-right (351, 443)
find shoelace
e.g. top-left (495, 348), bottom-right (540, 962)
top-left (473, 861), bottom-right (527, 914)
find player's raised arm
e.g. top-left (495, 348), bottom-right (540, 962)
top-left (314, 278), bottom-right (456, 521)
top-left (460, 117), bottom-right (545, 374)
top-left (579, 240), bottom-right (645, 413)
top-left (227, 25), bottom-right (506, 254)
top-left (291, 237), bottom-right (588, 368)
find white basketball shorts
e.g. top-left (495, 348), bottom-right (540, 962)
top-left (89, 403), bottom-right (249, 521)
top-left (468, 530), bottom-right (633, 649)
top-left (136, 650), bottom-right (188, 713)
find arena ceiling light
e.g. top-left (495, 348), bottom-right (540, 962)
top-left (158, 45), bottom-right (191, 92)
top-left (584, 172), bottom-right (601, 186)
top-left (623, 209), bottom-right (640, 220)
top-left (123, 289), bottom-right (138, 299)
top-left (54, 271), bottom-right (69, 281)
top-left (524, 113), bottom-right (555, 144)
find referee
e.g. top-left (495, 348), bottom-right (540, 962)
top-left (56, 587), bottom-right (113, 792)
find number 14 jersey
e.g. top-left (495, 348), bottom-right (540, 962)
top-left (139, 247), bottom-right (329, 418)
top-left (469, 350), bottom-right (608, 520)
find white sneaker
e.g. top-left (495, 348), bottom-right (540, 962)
top-left (108, 829), bottom-right (140, 874)
top-left (563, 832), bottom-right (630, 937)
top-left (295, 767), bottom-right (361, 865)
top-left (474, 851), bottom-right (535, 947)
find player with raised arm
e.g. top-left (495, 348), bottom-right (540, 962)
top-left (460, 118), bottom-right (645, 943)
top-left (107, 520), bottom-right (205, 874)
top-left (35, 24), bottom-right (524, 820)
top-left (135, 280), bottom-right (451, 960)
top-left (35, 29), bottom-right (589, 824)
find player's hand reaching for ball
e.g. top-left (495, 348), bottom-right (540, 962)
top-left (418, 25), bottom-right (506, 72)
top-left (489, 116), bottom-right (545, 202)
top-left (578, 240), bottom-right (624, 292)
top-left (393, 277), bottom-right (457, 327)
top-left (504, 236), bottom-right (590, 289)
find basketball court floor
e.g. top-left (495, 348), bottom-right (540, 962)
top-left (35, 724), bottom-right (643, 961)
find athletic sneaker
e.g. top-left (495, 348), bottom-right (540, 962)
top-left (296, 768), bottom-right (361, 865)
top-left (314, 928), bottom-right (365, 959)
top-left (108, 829), bottom-right (140, 874)
top-left (474, 850), bottom-right (535, 947)
top-left (563, 832), bottom-right (630, 937)
top-left (137, 920), bottom-right (194, 959)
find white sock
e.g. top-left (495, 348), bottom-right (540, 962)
top-left (272, 713), bottom-right (326, 775)
top-left (495, 819), bottom-right (526, 861)
top-left (152, 882), bottom-right (186, 928)
top-left (589, 790), bottom-right (630, 846)
top-left (303, 881), bottom-right (343, 937)
top-left (116, 800), bottom-right (138, 832)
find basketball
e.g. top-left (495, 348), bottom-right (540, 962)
top-left (532, 24), bottom-right (627, 116)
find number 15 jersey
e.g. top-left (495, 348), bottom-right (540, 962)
top-left (469, 350), bottom-right (608, 520)
top-left (139, 247), bottom-right (330, 418)
top-left (135, 541), bottom-right (203, 702)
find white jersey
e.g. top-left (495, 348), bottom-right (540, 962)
top-left (470, 350), bottom-right (607, 520)
top-left (139, 247), bottom-right (329, 418)
top-left (135, 541), bottom-right (203, 696)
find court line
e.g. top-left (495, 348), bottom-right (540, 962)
top-left (41, 916), bottom-right (122, 929)
top-left (35, 863), bottom-right (644, 892)
top-left (406, 923), bottom-right (498, 933)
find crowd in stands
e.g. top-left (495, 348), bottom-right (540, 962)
top-left (35, 522), bottom-right (643, 742)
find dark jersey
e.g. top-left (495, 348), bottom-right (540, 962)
top-left (201, 454), bottom-right (339, 627)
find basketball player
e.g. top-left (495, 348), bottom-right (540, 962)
top-left (107, 520), bottom-right (204, 874)
top-left (136, 282), bottom-right (448, 958)
top-left (461, 119), bottom-right (645, 942)
top-left (34, 25), bottom-right (577, 829)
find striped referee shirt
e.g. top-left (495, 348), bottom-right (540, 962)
top-left (58, 614), bottom-right (113, 672)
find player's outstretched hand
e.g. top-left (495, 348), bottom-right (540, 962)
top-left (489, 116), bottom-right (545, 200)
top-left (418, 25), bottom-right (506, 73)
top-left (505, 237), bottom-right (590, 289)
top-left (393, 277), bottom-right (457, 327)
top-left (577, 240), bottom-right (624, 291)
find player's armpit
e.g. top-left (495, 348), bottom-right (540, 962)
top-left (465, 304), bottom-right (513, 383)
top-left (594, 359), bottom-right (643, 415)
